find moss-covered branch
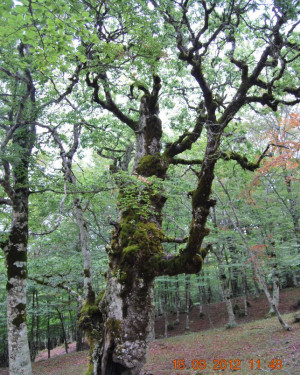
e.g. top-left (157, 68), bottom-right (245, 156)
top-left (155, 243), bottom-right (212, 276)
top-left (162, 236), bottom-right (188, 243)
top-left (220, 144), bottom-right (273, 171)
top-left (164, 111), bottom-right (206, 158)
top-left (170, 158), bottom-right (203, 165)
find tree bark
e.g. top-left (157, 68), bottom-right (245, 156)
top-left (163, 280), bottom-right (168, 338)
top-left (185, 274), bottom-right (191, 332)
top-left (218, 181), bottom-right (291, 330)
top-left (242, 268), bottom-right (248, 316)
top-left (0, 43), bottom-right (37, 375)
top-left (174, 276), bottom-right (181, 324)
top-left (29, 289), bottom-right (36, 361)
top-left (96, 79), bottom-right (165, 375)
top-left (3, 123), bottom-right (35, 375)
top-left (56, 308), bottom-right (69, 354)
top-left (214, 247), bottom-right (237, 327)
top-left (47, 302), bottom-right (51, 359)
top-left (196, 274), bottom-right (204, 317)
top-left (99, 272), bottom-right (155, 375)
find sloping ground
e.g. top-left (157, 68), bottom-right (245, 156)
top-left (143, 312), bottom-right (300, 375)
top-left (154, 286), bottom-right (300, 338)
top-left (0, 350), bottom-right (88, 375)
top-left (1, 311), bottom-right (296, 375)
top-left (0, 287), bottom-right (299, 375)
top-left (33, 351), bottom-right (88, 375)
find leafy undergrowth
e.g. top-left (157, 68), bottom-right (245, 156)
top-left (143, 312), bottom-right (300, 375)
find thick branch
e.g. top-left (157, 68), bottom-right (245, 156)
top-left (170, 157), bottom-right (203, 165)
top-left (86, 73), bottom-right (138, 131)
top-left (219, 144), bottom-right (273, 171)
top-left (162, 236), bottom-right (188, 244)
top-left (165, 112), bottom-right (206, 158)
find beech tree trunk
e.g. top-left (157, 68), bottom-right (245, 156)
top-left (48, 124), bottom-right (94, 303)
top-left (1, 46), bottom-right (36, 375)
top-left (56, 309), bottom-right (69, 354)
top-left (214, 247), bottom-right (237, 327)
top-left (163, 280), bottom-right (169, 338)
top-left (47, 303), bottom-right (51, 359)
top-left (4, 183), bottom-right (33, 375)
top-left (185, 275), bottom-right (191, 332)
top-left (242, 268), bottom-right (248, 316)
top-left (197, 275), bottom-right (204, 317)
top-left (174, 276), bottom-right (181, 324)
top-left (218, 181), bottom-right (291, 330)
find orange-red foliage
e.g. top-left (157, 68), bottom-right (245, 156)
top-left (242, 113), bottom-right (300, 202)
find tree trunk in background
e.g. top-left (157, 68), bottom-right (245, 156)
top-left (212, 207), bottom-right (236, 327)
top-left (214, 247), bottom-right (237, 328)
top-left (242, 268), bottom-right (248, 316)
top-left (76, 301), bottom-right (84, 352)
top-left (50, 124), bottom-right (95, 304)
top-left (73, 197), bottom-right (94, 301)
top-left (29, 290), bottom-right (36, 361)
top-left (47, 302), bottom-right (51, 359)
top-left (251, 265), bottom-right (261, 297)
top-left (204, 283), bottom-right (214, 329)
top-left (163, 280), bottom-right (168, 338)
top-left (292, 273), bottom-right (298, 287)
top-left (185, 275), bottom-right (191, 332)
top-left (197, 274), bottom-right (204, 317)
top-left (56, 308), bottom-right (69, 354)
top-left (174, 276), bottom-right (180, 324)
top-left (219, 182), bottom-right (291, 330)
top-left (268, 247), bottom-right (280, 315)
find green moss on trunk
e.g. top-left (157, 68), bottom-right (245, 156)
top-left (79, 300), bottom-right (103, 375)
top-left (136, 154), bottom-right (168, 178)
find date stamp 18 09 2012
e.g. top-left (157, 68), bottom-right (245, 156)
top-left (172, 358), bottom-right (283, 372)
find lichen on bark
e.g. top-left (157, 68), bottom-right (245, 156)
top-left (79, 294), bottom-right (104, 375)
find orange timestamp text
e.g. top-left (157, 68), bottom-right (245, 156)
top-left (172, 358), bottom-right (283, 371)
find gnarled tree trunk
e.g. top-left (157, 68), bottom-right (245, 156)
top-left (87, 74), bottom-right (212, 374)
top-left (96, 77), bottom-right (166, 375)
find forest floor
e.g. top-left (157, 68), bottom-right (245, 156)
top-left (0, 287), bottom-right (299, 375)
top-left (154, 286), bottom-right (300, 338)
